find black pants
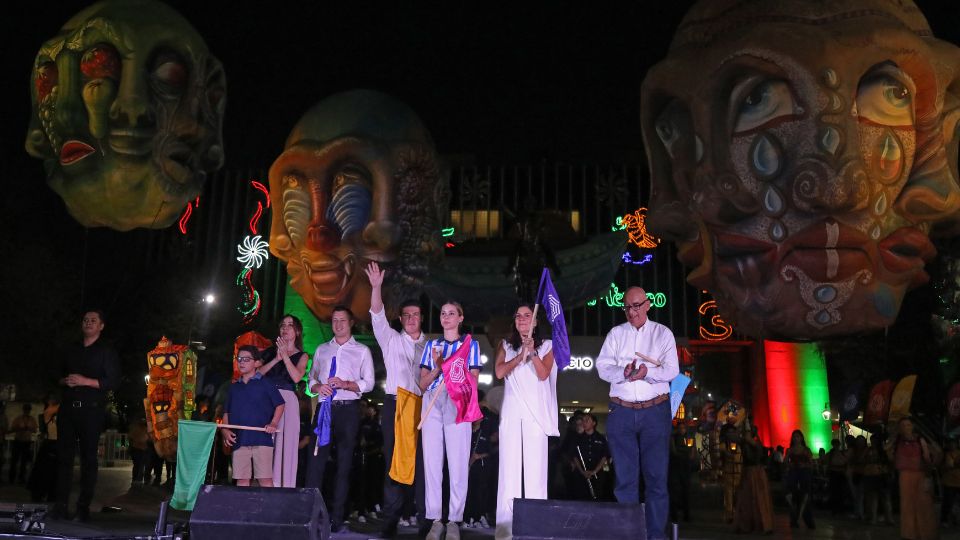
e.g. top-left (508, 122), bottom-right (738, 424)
top-left (307, 400), bottom-right (360, 526)
top-left (380, 397), bottom-right (426, 526)
top-left (130, 448), bottom-right (147, 483)
top-left (9, 441), bottom-right (32, 482)
top-left (56, 403), bottom-right (105, 511)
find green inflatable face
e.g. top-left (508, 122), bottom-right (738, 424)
top-left (25, 0), bottom-right (225, 230)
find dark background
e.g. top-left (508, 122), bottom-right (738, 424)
top-left (1, 1), bottom-right (959, 423)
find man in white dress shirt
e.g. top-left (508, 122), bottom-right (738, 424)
top-left (305, 305), bottom-right (375, 533)
top-left (596, 286), bottom-right (679, 540)
top-left (365, 262), bottom-right (427, 538)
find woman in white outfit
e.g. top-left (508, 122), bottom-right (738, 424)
top-left (419, 301), bottom-right (482, 540)
top-left (494, 303), bottom-right (559, 539)
top-left (257, 314), bottom-right (309, 488)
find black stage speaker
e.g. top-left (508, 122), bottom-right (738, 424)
top-left (512, 499), bottom-right (646, 540)
top-left (189, 485), bottom-right (328, 540)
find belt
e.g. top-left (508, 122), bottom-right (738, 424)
top-left (71, 400), bottom-right (100, 408)
top-left (611, 394), bottom-right (669, 410)
top-left (332, 400), bottom-right (359, 407)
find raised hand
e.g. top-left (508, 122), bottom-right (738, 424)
top-left (365, 262), bottom-right (385, 288)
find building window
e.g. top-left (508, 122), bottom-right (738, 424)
top-left (677, 402), bottom-right (685, 420)
top-left (450, 210), bottom-right (502, 238)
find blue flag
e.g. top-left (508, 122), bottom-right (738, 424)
top-left (535, 268), bottom-right (571, 370)
top-left (670, 374), bottom-right (691, 419)
top-left (314, 356), bottom-right (337, 448)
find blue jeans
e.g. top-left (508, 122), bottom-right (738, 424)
top-left (607, 399), bottom-right (671, 540)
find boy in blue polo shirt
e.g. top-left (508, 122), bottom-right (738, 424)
top-left (221, 345), bottom-right (285, 487)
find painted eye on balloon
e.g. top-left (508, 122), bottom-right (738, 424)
top-left (150, 50), bottom-right (189, 99)
top-left (35, 61), bottom-right (58, 102)
top-left (856, 65), bottom-right (914, 128)
top-left (80, 44), bottom-right (121, 80)
top-left (731, 78), bottom-right (798, 135)
top-left (326, 164), bottom-right (372, 239)
top-left (654, 100), bottom-right (692, 160)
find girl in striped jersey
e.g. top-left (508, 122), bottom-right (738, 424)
top-left (418, 301), bottom-right (482, 540)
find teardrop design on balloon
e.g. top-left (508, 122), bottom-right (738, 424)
top-left (876, 130), bottom-right (903, 183)
top-left (762, 185), bottom-right (785, 215)
top-left (822, 68), bottom-right (840, 89)
top-left (750, 133), bottom-right (783, 180)
top-left (870, 223), bottom-right (881, 240)
top-left (818, 126), bottom-right (841, 156)
top-left (826, 92), bottom-right (843, 113)
top-left (769, 220), bottom-right (787, 242)
top-left (815, 310), bottom-right (832, 325)
top-left (695, 135), bottom-right (704, 164)
top-left (814, 285), bottom-right (837, 304)
top-left (874, 192), bottom-right (888, 216)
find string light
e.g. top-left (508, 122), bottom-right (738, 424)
top-left (622, 252), bottom-right (654, 265)
top-left (620, 208), bottom-right (659, 249)
top-left (237, 235), bottom-right (270, 268)
top-left (698, 300), bottom-right (733, 341)
top-left (236, 268), bottom-right (261, 323)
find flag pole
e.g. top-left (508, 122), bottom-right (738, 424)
top-left (418, 386), bottom-right (443, 430)
top-left (217, 423), bottom-right (267, 432)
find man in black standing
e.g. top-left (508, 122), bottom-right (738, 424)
top-left (52, 310), bottom-right (120, 522)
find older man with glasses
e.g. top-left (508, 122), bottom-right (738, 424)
top-left (596, 286), bottom-right (679, 540)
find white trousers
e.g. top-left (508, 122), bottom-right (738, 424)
top-left (272, 388), bottom-right (300, 487)
top-left (496, 415), bottom-right (548, 526)
top-left (421, 387), bottom-right (472, 521)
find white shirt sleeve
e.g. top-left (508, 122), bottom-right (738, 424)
top-left (644, 329), bottom-right (679, 384)
top-left (370, 308), bottom-right (399, 350)
top-left (308, 345), bottom-right (326, 391)
top-left (595, 326), bottom-right (626, 384)
top-left (357, 345), bottom-right (375, 394)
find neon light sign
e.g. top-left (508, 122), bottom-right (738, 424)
top-left (698, 300), bottom-right (733, 341)
top-left (237, 235), bottom-right (270, 269)
top-left (620, 208), bottom-right (659, 249)
top-left (622, 252), bottom-right (654, 265)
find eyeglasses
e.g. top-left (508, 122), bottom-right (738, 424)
top-left (237, 356), bottom-right (256, 363)
top-left (623, 300), bottom-right (650, 312)
top-left (401, 313), bottom-right (421, 320)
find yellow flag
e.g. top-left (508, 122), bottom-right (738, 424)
top-left (389, 387), bottom-right (422, 485)
top-left (887, 375), bottom-right (918, 426)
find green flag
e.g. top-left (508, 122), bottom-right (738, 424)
top-left (170, 420), bottom-right (217, 511)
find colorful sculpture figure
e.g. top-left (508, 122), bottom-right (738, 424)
top-left (269, 90), bottom-right (447, 321)
top-left (144, 337), bottom-right (197, 461)
top-left (643, 0), bottom-right (960, 339)
top-left (26, 0), bottom-right (226, 231)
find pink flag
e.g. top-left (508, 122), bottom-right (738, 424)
top-left (441, 334), bottom-right (482, 424)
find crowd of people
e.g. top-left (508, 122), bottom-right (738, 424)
top-left (7, 268), bottom-right (957, 540)
top-left (201, 268), bottom-right (679, 539)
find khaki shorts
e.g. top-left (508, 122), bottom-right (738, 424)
top-left (232, 445), bottom-right (273, 480)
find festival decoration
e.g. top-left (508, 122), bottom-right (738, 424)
top-left (586, 284), bottom-right (667, 309)
top-left (698, 300), bottom-right (733, 341)
top-left (232, 331), bottom-right (272, 382)
top-left (269, 90), bottom-right (447, 322)
top-left (642, 0), bottom-right (960, 340)
top-left (235, 181), bottom-right (270, 324)
top-left (622, 252), bottom-right (654, 265)
top-left (178, 197), bottom-right (201, 235)
top-left (144, 337), bottom-right (197, 461)
top-left (863, 380), bottom-right (895, 425)
top-left (26, 0), bottom-right (226, 231)
top-left (620, 208), bottom-right (659, 249)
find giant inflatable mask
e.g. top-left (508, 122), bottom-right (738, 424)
top-left (269, 90), bottom-right (447, 321)
top-left (643, 0), bottom-right (960, 339)
top-left (25, 0), bottom-right (225, 230)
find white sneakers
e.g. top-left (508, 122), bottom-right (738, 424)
top-left (425, 521), bottom-right (445, 540)
top-left (445, 522), bottom-right (461, 540)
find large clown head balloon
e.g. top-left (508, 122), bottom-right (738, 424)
top-left (25, 0), bottom-right (225, 231)
top-left (643, 0), bottom-right (960, 340)
top-left (269, 90), bottom-right (447, 322)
